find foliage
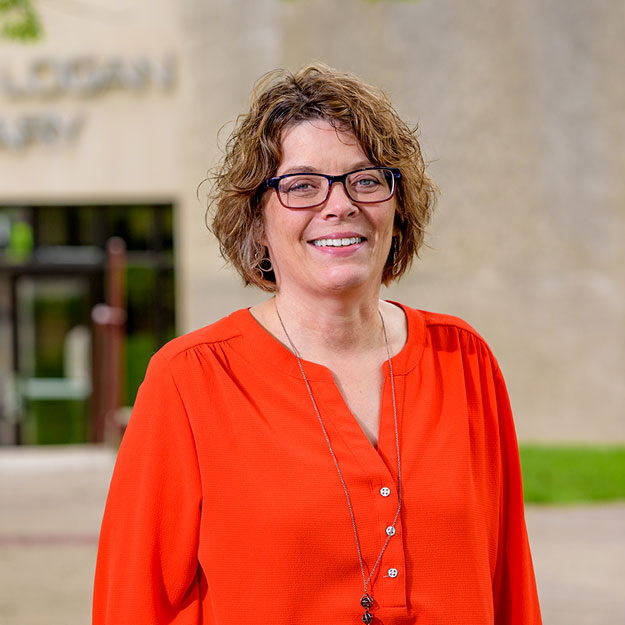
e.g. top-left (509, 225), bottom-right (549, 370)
top-left (0, 0), bottom-right (42, 41)
top-left (520, 444), bottom-right (625, 504)
top-left (24, 398), bottom-right (87, 444)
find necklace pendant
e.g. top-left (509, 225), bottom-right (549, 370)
top-left (360, 593), bottom-right (374, 609)
top-left (360, 593), bottom-right (374, 623)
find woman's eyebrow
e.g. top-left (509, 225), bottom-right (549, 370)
top-left (278, 166), bottom-right (319, 175)
top-left (350, 160), bottom-right (376, 171)
top-left (277, 161), bottom-right (375, 176)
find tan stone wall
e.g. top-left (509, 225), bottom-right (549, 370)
top-left (177, 0), bottom-right (625, 442)
top-left (2, 0), bottom-right (623, 441)
top-left (0, 0), bottom-right (181, 202)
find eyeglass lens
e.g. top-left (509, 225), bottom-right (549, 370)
top-left (277, 168), bottom-right (395, 208)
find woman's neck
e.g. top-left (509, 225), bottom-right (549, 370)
top-left (251, 286), bottom-right (403, 363)
top-left (278, 294), bottom-right (382, 354)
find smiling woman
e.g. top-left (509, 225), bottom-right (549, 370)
top-left (93, 64), bottom-right (542, 625)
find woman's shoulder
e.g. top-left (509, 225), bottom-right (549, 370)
top-left (418, 308), bottom-right (484, 339)
top-left (150, 308), bottom-right (249, 365)
top-left (395, 303), bottom-right (498, 365)
top-left (392, 302), bottom-right (485, 341)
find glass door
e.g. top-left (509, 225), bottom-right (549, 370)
top-left (14, 275), bottom-right (93, 444)
top-left (0, 203), bottom-right (176, 445)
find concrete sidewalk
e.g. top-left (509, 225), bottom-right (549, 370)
top-left (0, 446), bottom-right (114, 625)
top-left (1, 445), bottom-right (624, 625)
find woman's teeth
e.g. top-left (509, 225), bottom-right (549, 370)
top-left (313, 237), bottom-right (363, 247)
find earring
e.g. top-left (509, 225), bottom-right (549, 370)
top-left (259, 256), bottom-right (273, 273)
top-left (388, 236), bottom-right (400, 276)
top-left (253, 244), bottom-right (273, 279)
top-left (390, 237), bottom-right (398, 264)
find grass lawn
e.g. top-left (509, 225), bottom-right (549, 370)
top-left (519, 444), bottom-right (625, 504)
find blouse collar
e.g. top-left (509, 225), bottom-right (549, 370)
top-left (228, 301), bottom-right (425, 381)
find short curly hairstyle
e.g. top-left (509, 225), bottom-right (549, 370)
top-left (209, 63), bottom-right (437, 291)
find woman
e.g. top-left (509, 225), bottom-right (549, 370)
top-left (93, 64), bottom-right (541, 624)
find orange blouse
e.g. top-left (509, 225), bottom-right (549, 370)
top-left (93, 304), bottom-right (541, 624)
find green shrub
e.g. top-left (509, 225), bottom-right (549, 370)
top-left (520, 444), bottom-right (625, 504)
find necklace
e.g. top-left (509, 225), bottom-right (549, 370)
top-left (275, 304), bottom-right (402, 624)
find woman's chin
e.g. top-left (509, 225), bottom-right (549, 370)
top-left (314, 266), bottom-right (381, 295)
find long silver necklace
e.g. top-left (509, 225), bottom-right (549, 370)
top-left (275, 304), bottom-right (402, 624)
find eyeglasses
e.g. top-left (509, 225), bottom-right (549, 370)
top-left (263, 166), bottom-right (401, 209)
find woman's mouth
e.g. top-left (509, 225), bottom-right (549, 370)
top-left (311, 237), bottom-right (365, 248)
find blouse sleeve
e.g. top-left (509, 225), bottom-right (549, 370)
top-left (93, 352), bottom-right (202, 625)
top-left (491, 366), bottom-right (542, 624)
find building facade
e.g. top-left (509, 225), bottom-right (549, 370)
top-left (1, 0), bottom-right (624, 443)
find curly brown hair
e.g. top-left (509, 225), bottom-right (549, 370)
top-left (209, 63), bottom-right (437, 291)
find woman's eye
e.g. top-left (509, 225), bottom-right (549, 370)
top-left (354, 176), bottom-right (381, 187)
top-left (292, 182), bottom-right (313, 191)
top-left (283, 177), bottom-right (321, 194)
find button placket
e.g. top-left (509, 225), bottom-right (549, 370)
top-left (341, 367), bottom-right (406, 610)
top-left (371, 480), bottom-right (406, 608)
top-left (372, 372), bottom-right (407, 606)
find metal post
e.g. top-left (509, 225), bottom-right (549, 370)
top-left (91, 237), bottom-right (126, 444)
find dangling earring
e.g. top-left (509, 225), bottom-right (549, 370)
top-left (389, 236), bottom-right (399, 275)
top-left (259, 256), bottom-right (273, 273)
top-left (253, 244), bottom-right (273, 279)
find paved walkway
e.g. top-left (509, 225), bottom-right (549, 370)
top-left (1, 445), bottom-right (624, 625)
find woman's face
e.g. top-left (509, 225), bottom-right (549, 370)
top-left (262, 119), bottom-right (397, 300)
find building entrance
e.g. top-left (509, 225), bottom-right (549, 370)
top-left (0, 203), bottom-right (175, 445)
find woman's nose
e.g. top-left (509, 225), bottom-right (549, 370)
top-left (320, 181), bottom-right (358, 218)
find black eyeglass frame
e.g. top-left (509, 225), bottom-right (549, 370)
top-left (262, 166), bottom-right (401, 209)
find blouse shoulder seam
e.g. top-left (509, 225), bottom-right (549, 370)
top-left (151, 327), bottom-right (244, 364)
top-left (422, 313), bottom-right (483, 341)
top-left (425, 319), bottom-right (484, 342)
top-left (422, 313), bottom-right (501, 370)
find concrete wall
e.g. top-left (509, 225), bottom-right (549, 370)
top-left (2, 0), bottom-right (623, 441)
top-left (177, 0), bottom-right (624, 442)
top-left (0, 0), bottom-right (181, 203)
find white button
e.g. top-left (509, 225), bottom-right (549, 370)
top-left (380, 487), bottom-right (391, 497)
top-left (387, 568), bottom-right (399, 578)
top-left (385, 526), bottom-right (396, 536)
